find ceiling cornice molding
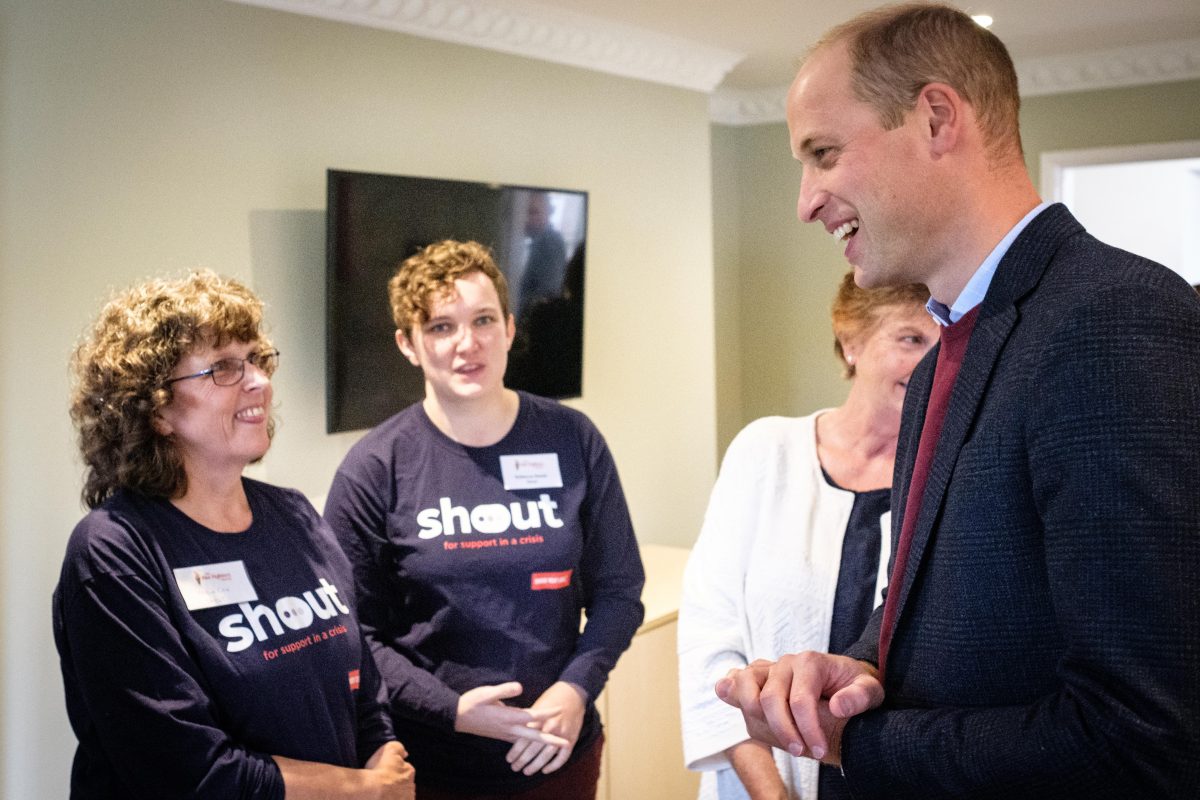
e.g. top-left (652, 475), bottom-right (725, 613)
top-left (1016, 36), bottom-right (1200, 96)
top-left (709, 85), bottom-right (787, 127)
top-left (711, 36), bottom-right (1200, 126)
top-left (227, 0), bottom-right (743, 92)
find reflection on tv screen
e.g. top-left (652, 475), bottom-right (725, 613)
top-left (326, 169), bottom-right (587, 434)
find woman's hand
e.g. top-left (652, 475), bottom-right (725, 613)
top-left (505, 681), bottom-right (587, 775)
top-left (454, 682), bottom-right (571, 747)
top-left (725, 739), bottom-right (788, 800)
top-left (275, 741), bottom-right (415, 799)
top-left (364, 742), bottom-right (415, 799)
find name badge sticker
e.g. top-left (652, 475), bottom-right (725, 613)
top-left (173, 560), bottom-right (258, 611)
top-left (500, 453), bottom-right (564, 490)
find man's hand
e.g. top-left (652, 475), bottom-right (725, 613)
top-left (715, 653), bottom-right (883, 766)
top-left (454, 682), bottom-right (571, 747)
top-left (505, 681), bottom-right (587, 775)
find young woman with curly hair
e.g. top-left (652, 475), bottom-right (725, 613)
top-left (325, 241), bottom-right (645, 799)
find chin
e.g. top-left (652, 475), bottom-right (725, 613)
top-left (246, 440), bottom-right (272, 464)
top-left (850, 264), bottom-right (881, 289)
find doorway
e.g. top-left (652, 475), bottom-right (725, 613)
top-left (1041, 140), bottom-right (1200, 285)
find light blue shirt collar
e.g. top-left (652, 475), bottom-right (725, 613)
top-left (926, 202), bottom-right (1051, 326)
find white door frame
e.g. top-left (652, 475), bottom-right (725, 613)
top-left (1040, 139), bottom-right (1200, 201)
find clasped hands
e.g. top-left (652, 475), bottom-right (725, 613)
top-left (714, 652), bottom-right (884, 767)
top-left (454, 680), bottom-right (587, 776)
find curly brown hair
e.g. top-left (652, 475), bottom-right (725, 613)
top-left (70, 270), bottom-right (274, 508)
top-left (388, 240), bottom-right (511, 335)
top-left (831, 270), bottom-right (930, 379)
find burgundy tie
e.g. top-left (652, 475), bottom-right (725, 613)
top-left (877, 305), bottom-right (979, 677)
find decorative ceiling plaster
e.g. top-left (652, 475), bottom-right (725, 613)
top-left (228, 0), bottom-right (743, 93)
top-left (1016, 36), bottom-right (1200, 97)
top-left (709, 86), bottom-right (787, 127)
top-left (711, 37), bottom-right (1200, 126)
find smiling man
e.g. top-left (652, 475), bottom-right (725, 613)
top-left (716, 4), bottom-right (1200, 799)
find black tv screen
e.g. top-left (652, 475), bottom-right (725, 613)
top-left (325, 169), bottom-right (587, 433)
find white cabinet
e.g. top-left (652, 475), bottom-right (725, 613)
top-left (597, 544), bottom-right (698, 800)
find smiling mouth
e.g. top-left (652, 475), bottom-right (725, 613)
top-left (235, 406), bottom-right (265, 422)
top-left (832, 219), bottom-right (859, 242)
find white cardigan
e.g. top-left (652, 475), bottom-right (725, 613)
top-left (677, 413), bottom-right (891, 800)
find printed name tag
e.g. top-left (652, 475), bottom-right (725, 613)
top-left (500, 453), bottom-right (563, 490)
top-left (531, 569), bottom-right (573, 591)
top-left (173, 560), bottom-right (258, 611)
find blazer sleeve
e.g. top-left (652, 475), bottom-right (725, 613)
top-left (840, 281), bottom-right (1200, 799)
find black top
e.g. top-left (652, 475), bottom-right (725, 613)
top-left (825, 474), bottom-right (890, 655)
top-left (820, 470), bottom-right (889, 800)
top-left (324, 392), bottom-right (645, 792)
top-left (53, 479), bottom-right (393, 800)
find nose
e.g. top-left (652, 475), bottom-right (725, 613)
top-left (797, 168), bottom-right (826, 224)
top-left (454, 324), bottom-right (477, 352)
top-left (243, 361), bottom-right (271, 389)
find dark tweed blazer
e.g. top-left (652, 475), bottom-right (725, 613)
top-left (841, 204), bottom-right (1200, 799)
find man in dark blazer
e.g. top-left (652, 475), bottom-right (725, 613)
top-left (716, 4), bottom-right (1200, 798)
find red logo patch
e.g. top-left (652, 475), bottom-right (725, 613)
top-left (348, 669), bottom-right (361, 691)
top-left (530, 569), bottom-right (572, 590)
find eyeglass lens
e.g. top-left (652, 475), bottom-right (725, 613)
top-left (211, 351), bottom-right (279, 386)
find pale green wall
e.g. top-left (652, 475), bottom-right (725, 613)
top-left (0, 0), bottom-right (718, 795)
top-left (712, 121), bottom-right (851, 455)
top-left (712, 124), bottom-right (746, 455)
top-left (1022, 79), bottom-right (1200, 187)
top-left (713, 77), bottom-right (1200, 457)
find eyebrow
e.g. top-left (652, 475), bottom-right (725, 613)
top-left (426, 305), bottom-right (501, 322)
top-left (209, 343), bottom-right (256, 359)
top-left (795, 135), bottom-right (833, 161)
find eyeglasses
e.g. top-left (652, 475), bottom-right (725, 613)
top-left (165, 349), bottom-right (280, 387)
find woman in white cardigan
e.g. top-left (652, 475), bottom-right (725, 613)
top-left (678, 273), bottom-right (937, 800)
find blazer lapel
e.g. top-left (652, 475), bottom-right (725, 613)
top-left (886, 203), bottom-right (1084, 633)
top-left (889, 304), bottom-right (1018, 625)
top-left (887, 345), bottom-right (935, 569)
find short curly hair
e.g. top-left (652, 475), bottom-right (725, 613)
top-left (831, 270), bottom-right (930, 379)
top-left (388, 240), bottom-right (511, 335)
top-left (70, 270), bottom-right (274, 508)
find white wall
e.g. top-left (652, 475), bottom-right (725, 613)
top-left (0, 0), bottom-right (718, 795)
top-left (1061, 158), bottom-right (1200, 283)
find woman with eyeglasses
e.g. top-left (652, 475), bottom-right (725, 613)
top-left (53, 271), bottom-right (415, 799)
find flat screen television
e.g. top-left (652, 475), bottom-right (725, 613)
top-left (325, 169), bottom-right (587, 433)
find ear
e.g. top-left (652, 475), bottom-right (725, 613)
top-left (839, 333), bottom-right (862, 366)
top-left (916, 82), bottom-right (964, 157)
top-left (395, 329), bottom-right (421, 367)
top-left (504, 314), bottom-right (516, 351)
